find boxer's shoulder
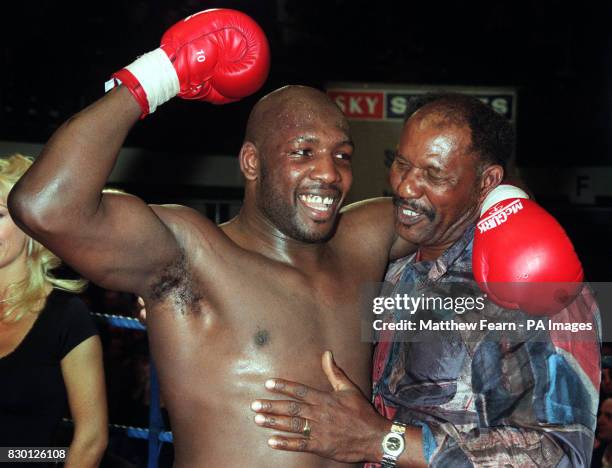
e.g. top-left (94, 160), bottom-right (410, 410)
top-left (149, 203), bottom-right (210, 227)
top-left (149, 203), bottom-right (228, 248)
top-left (334, 197), bottom-right (395, 253)
top-left (338, 197), bottom-right (393, 230)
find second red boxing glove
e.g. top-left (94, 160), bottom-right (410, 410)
top-left (106, 9), bottom-right (270, 117)
top-left (472, 185), bottom-right (584, 316)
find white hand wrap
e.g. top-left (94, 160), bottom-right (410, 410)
top-left (105, 48), bottom-right (180, 114)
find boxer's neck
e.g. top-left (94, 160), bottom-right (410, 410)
top-left (227, 209), bottom-right (331, 267)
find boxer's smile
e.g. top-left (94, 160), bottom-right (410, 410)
top-left (297, 191), bottom-right (340, 222)
top-left (253, 93), bottom-right (353, 243)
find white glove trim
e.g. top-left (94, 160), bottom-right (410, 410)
top-left (480, 184), bottom-right (529, 215)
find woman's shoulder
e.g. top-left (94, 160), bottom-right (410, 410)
top-left (43, 291), bottom-right (99, 358)
top-left (44, 290), bottom-right (91, 316)
top-left (43, 290), bottom-right (97, 336)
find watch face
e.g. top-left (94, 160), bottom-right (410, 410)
top-left (382, 433), bottom-right (405, 457)
top-left (386, 437), bottom-right (401, 451)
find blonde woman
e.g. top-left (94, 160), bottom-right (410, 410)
top-left (0, 154), bottom-right (107, 467)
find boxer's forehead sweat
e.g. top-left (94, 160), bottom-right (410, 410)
top-left (245, 86), bottom-right (349, 151)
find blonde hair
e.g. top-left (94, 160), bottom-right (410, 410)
top-left (0, 154), bottom-right (87, 322)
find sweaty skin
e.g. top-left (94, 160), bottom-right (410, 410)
top-left (9, 85), bottom-right (413, 467)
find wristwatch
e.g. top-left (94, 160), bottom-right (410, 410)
top-left (380, 421), bottom-right (407, 467)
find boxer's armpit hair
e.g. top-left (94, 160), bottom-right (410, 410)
top-left (150, 249), bottom-right (203, 314)
top-left (151, 251), bottom-right (186, 298)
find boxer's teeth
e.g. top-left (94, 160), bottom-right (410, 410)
top-left (299, 194), bottom-right (336, 211)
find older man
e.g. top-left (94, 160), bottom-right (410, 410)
top-left (251, 94), bottom-right (600, 467)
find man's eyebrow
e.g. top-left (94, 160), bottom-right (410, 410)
top-left (393, 153), bottom-right (444, 171)
top-left (287, 135), bottom-right (319, 145)
top-left (422, 155), bottom-right (445, 171)
top-left (286, 136), bottom-right (354, 148)
top-left (427, 164), bottom-right (443, 173)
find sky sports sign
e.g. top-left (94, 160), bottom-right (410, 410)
top-left (326, 87), bottom-right (516, 122)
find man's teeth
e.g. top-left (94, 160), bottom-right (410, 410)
top-left (402, 208), bottom-right (420, 217)
top-left (303, 195), bottom-right (334, 205)
top-left (299, 194), bottom-right (336, 211)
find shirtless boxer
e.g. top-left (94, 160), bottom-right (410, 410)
top-left (8, 9), bottom-right (410, 468)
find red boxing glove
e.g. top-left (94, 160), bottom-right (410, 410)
top-left (105, 9), bottom-right (270, 117)
top-left (473, 185), bottom-right (584, 316)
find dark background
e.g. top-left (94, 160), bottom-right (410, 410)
top-left (2, 1), bottom-right (611, 162)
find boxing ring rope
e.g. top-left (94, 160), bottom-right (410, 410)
top-left (93, 313), bottom-right (147, 331)
top-left (93, 312), bottom-right (172, 468)
top-left (106, 422), bottom-right (173, 443)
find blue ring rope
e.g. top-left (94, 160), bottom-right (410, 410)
top-left (62, 420), bottom-right (173, 443)
top-left (93, 312), bottom-right (171, 468)
top-left (109, 423), bottom-right (174, 443)
top-left (92, 312), bottom-right (146, 331)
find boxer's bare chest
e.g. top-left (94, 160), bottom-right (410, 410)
top-left (145, 239), bottom-right (378, 395)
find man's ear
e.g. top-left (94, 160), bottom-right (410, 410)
top-left (239, 142), bottom-right (260, 181)
top-left (478, 164), bottom-right (504, 204)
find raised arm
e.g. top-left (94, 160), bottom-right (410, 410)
top-left (9, 87), bottom-right (177, 295)
top-left (8, 8), bottom-right (269, 296)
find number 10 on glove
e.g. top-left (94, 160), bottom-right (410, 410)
top-left (106, 9), bottom-right (270, 117)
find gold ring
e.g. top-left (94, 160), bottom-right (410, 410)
top-left (302, 419), bottom-right (311, 438)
